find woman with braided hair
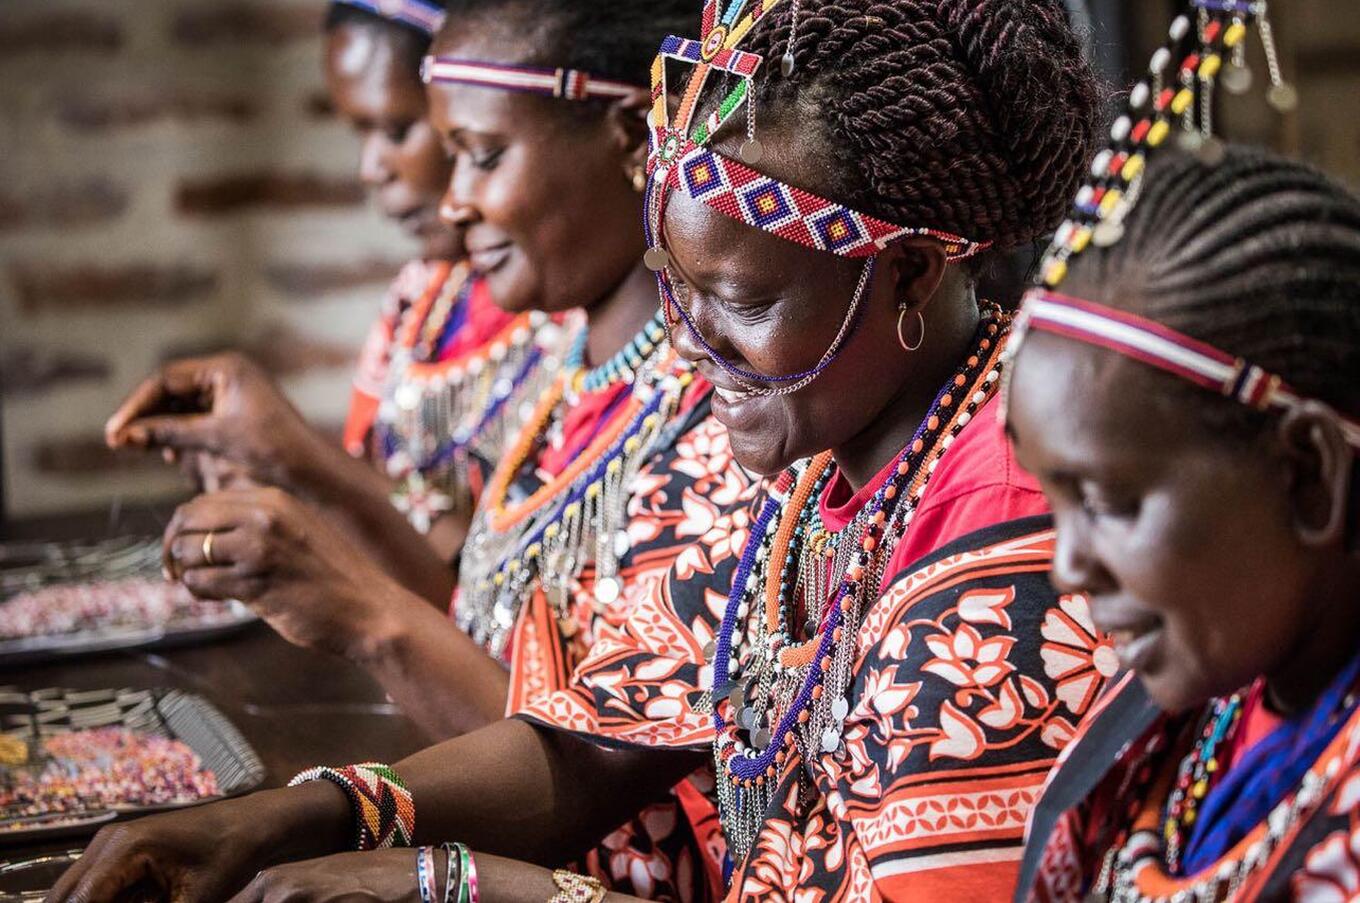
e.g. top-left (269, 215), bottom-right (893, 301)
top-left (1008, 145), bottom-right (1360, 902)
top-left (48, 1), bottom-right (1100, 900)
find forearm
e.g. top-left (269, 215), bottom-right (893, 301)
top-left (357, 593), bottom-right (510, 740)
top-left (472, 854), bottom-right (648, 903)
top-left (288, 441), bottom-right (458, 607)
top-left (397, 719), bottom-right (705, 866)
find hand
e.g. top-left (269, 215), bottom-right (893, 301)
top-left (163, 487), bottom-right (407, 661)
top-left (106, 354), bottom-right (327, 491)
top-left (45, 788), bottom-right (341, 903)
top-left (229, 850), bottom-right (427, 903)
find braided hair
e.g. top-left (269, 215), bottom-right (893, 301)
top-left (1063, 144), bottom-right (1360, 436)
top-left (728, 0), bottom-right (1101, 252)
top-left (324, 4), bottom-right (442, 72)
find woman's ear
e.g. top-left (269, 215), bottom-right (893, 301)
top-left (604, 87), bottom-right (653, 177)
top-left (884, 239), bottom-right (949, 316)
top-left (1278, 400), bottom-right (1355, 548)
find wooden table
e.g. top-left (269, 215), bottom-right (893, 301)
top-left (1, 505), bottom-right (430, 863)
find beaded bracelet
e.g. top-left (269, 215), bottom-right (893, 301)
top-left (549, 870), bottom-right (605, 903)
top-left (287, 763), bottom-right (414, 851)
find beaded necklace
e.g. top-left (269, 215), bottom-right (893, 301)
top-left (1160, 692), bottom-right (1243, 873)
top-left (710, 308), bottom-right (1007, 862)
top-left (562, 309), bottom-right (668, 397)
top-left (378, 272), bottom-right (571, 531)
top-left (456, 315), bottom-right (694, 660)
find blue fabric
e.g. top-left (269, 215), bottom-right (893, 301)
top-left (1181, 648), bottom-right (1360, 874)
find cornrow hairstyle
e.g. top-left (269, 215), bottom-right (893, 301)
top-left (439, 0), bottom-right (696, 100)
top-left (325, 3), bottom-right (442, 72)
top-left (1062, 144), bottom-right (1360, 439)
top-left (717, 0), bottom-right (1102, 254)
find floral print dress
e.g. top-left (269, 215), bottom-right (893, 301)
top-left (519, 400), bottom-right (1117, 901)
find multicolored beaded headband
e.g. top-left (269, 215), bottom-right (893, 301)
top-left (1015, 289), bottom-right (1360, 449)
top-left (641, 0), bottom-right (988, 396)
top-left (421, 58), bottom-right (642, 102)
top-left (1038, 0), bottom-right (1292, 288)
top-left (332, 0), bottom-right (445, 36)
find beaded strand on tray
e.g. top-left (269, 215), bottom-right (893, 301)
top-left (1039, 0), bottom-right (1292, 289)
top-left (711, 308), bottom-right (1008, 861)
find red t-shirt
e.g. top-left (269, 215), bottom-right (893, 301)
top-left (819, 395), bottom-right (1049, 586)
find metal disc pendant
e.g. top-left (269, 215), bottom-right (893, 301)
top-left (739, 138), bottom-right (765, 165)
top-left (1091, 219), bottom-right (1126, 248)
top-left (830, 696), bottom-right (850, 721)
top-left (820, 727), bottom-right (841, 754)
top-left (780, 51), bottom-right (795, 77)
top-left (594, 575), bottom-right (621, 606)
top-left (1268, 82), bottom-right (1299, 113)
top-left (753, 727), bottom-right (772, 750)
top-left (702, 640), bottom-right (716, 662)
top-left (613, 531), bottom-right (631, 559)
top-left (1196, 136), bottom-right (1227, 167)
top-left (730, 684), bottom-right (746, 712)
top-left (1221, 64), bottom-right (1252, 95)
top-left (643, 246), bottom-right (670, 272)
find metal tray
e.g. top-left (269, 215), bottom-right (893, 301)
top-left (0, 603), bottom-right (259, 669)
top-left (0, 849), bottom-right (83, 902)
top-left (0, 687), bottom-right (265, 845)
top-left (0, 538), bottom-right (258, 667)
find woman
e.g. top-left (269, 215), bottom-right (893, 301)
top-left (1006, 145), bottom-right (1360, 901)
top-left (49, 0), bottom-right (1100, 900)
top-left (104, 0), bottom-right (554, 608)
top-left (116, 0), bottom-right (738, 896)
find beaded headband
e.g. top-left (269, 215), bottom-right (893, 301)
top-left (1015, 289), bottom-right (1360, 449)
top-left (642, 0), bottom-right (986, 396)
top-left (421, 57), bottom-right (641, 102)
top-left (331, 0), bottom-right (445, 36)
top-left (1038, 0), bottom-right (1292, 288)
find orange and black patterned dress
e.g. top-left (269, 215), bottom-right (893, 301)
top-left (520, 379), bottom-right (1118, 900)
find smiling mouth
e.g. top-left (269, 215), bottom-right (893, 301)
top-left (713, 385), bottom-right (751, 403)
top-left (466, 244), bottom-right (511, 274)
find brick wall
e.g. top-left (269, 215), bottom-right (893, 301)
top-left (0, 0), bottom-right (415, 518)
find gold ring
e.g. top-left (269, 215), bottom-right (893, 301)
top-left (202, 530), bottom-right (216, 567)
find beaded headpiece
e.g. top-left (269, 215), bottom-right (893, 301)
top-left (1037, 0), bottom-right (1294, 289)
top-left (331, 0), bottom-right (446, 36)
top-left (641, 0), bottom-right (988, 397)
top-left (421, 58), bottom-right (642, 102)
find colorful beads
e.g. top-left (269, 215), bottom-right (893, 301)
top-left (289, 763), bottom-right (415, 852)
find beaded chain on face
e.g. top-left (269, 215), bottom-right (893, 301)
top-left (710, 308), bottom-right (1008, 862)
top-left (455, 313), bottom-right (688, 660)
top-left (378, 271), bottom-right (571, 532)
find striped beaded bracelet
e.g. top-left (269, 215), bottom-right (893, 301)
top-left (287, 763), bottom-right (415, 851)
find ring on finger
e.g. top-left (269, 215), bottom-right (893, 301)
top-left (202, 530), bottom-right (217, 567)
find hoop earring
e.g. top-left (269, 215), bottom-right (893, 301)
top-left (631, 166), bottom-right (647, 193)
top-left (897, 306), bottom-right (925, 352)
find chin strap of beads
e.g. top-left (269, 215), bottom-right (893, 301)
top-left (288, 763), bottom-right (414, 851)
top-left (1038, 0), bottom-right (1293, 290)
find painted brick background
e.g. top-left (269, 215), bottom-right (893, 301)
top-left (0, 0), bottom-right (415, 518)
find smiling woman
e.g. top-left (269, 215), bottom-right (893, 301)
top-left (1010, 146), bottom-right (1360, 903)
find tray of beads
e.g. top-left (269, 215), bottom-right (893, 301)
top-left (0, 686), bottom-right (266, 844)
top-left (0, 537), bottom-right (257, 667)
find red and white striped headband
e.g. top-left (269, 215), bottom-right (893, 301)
top-left (421, 57), bottom-right (641, 102)
top-left (332, 0), bottom-right (445, 36)
top-left (1017, 289), bottom-right (1360, 448)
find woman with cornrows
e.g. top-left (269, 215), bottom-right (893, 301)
top-left (1010, 145), bottom-right (1360, 903)
top-left (93, 0), bottom-right (744, 897)
top-left (104, 0), bottom-right (559, 610)
top-left (50, 0), bottom-right (1101, 900)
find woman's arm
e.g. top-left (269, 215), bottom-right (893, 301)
top-left (107, 353), bottom-right (459, 606)
top-left (163, 488), bottom-right (503, 740)
top-left (48, 720), bottom-right (702, 903)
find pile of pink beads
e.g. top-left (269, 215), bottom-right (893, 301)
top-left (0, 727), bottom-right (220, 819)
top-left (0, 578), bottom-right (232, 640)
